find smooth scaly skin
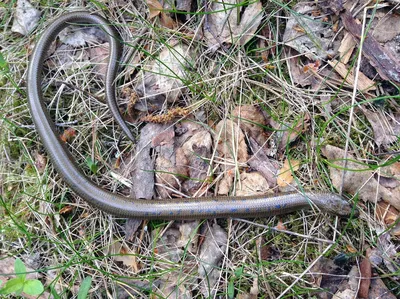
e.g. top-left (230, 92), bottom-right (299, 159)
top-left (27, 12), bottom-right (353, 220)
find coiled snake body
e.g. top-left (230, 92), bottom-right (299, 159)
top-left (27, 12), bottom-right (352, 219)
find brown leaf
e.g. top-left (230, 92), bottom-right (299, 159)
top-left (358, 256), bottom-right (371, 299)
top-left (232, 105), bottom-right (268, 145)
top-left (361, 108), bottom-right (400, 148)
top-left (372, 14), bottom-right (400, 43)
top-left (328, 59), bottom-right (376, 92)
top-left (322, 145), bottom-right (400, 210)
top-left (60, 127), bottom-right (76, 143)
top-left (376, 201), bottom-right (399, 226)
top-left (199, 224), bottom-right (227, 297)
top-left (235, 172), bottom-right (270, 196)
top-left (34, 152), bottom-right (47, 174)
top-left (346, 245), bottom-right (357, 254)
top-left (367, 278), bottom-right (397, 299)
top-left (270, 113), bottom-right (310, 155)
top-left (107, 241), bottom-right (138, 271)
top-left (203, 0), bottom-right (263, 50)
top-left (134, 43), bottom-right (193, 111)
top-left (283, 4), bottom-right (338, 60)
top-left (341, 11), bottom-right (400, 82)
top-left (147, 0), bottom-right (163, 19)
top-left (215, 119), bottom-right (248, 163)
top-left (87, 43), bottom-right (109, 78)
top-left (59, 205), bottom-right (75, 214)
top-left (248, 138), bottom-right (279, 188)
top-left (338, 32), bottom-right (356, 64)
top-left (277, 159), bottom-right (300, 188)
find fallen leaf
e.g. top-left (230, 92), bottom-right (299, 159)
top-left (310, 257), bottom-right (349, 297)
top-left (155, 274), bottom-right (192, 299)
top-left (270, 113), bottom-right (310, 155)
top-left (232, 105), bottom-right (268, 145)
top-left (217, 168), bottom-right (234, 195)
top-left (372, 14), bottom-right (400, 43)
top-left (341, 11), bottom-right (400, 82)
top-left (322, 145), bottom-right (400, 210)
top-left (107, 241), bottom-right (137, 269)
top-left (203, 0), bottom-right (263, 51)
top-left (215, 119), bottom-right (248, 163)
top-left (376, 201), bottom-right (399, 226)
top-left (346, 245), bottom-right (357, 254)
top-left (127, 123), bottom-right (171, 200)
top-left (199, 224), bottom-right (227, 298)
top-left (59, 205), bottom-right (74, 214)
top-left (235, 172), bottom-right (270, 196)
top-left (358, 255), bottom-right (371, 299)
top-left (134, 43), bottom-right (193, 112)
top-left (338, 32), bottom-right (356, 64)
top-left (282, 3), bottom-right (339, 60)
top-left (275, 219), bottom-right (286, 231)
top-left (248, 138), bottom-right (279, 188)
top-left (87, 43), bottom-right (109, 79)
top-left (328, 59), bottom-right (376, 92)
top-left (333, 289), bottom-right (357, 299)
top-left (367, 278), bottom-right (397, 299)
top-left (34, 152), bottom-right (47, 174)
top-left (60, 127), bottom-right (76, 143)
top-left (11, 0), bottom-right (41, 36)
top-left (147, 0), bottom-right (163, 19)
top-left (361, 108), bottom-right (400, 148)
top-left (277, 159), bottom-right (300, 188)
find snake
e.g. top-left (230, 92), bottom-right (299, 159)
top-left (26, 11), bottom-right (353, 219)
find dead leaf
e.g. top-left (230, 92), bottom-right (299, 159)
top-left (218, 168), bottom-right (234, 195)
top-left (232, 105), bottom-right (268, 145)
top-left (155, 274), bottom-right (192, 299)
top-left (236, 172), bottom-right (270, 196)
top-left (361, 108), bottom-right (400, 148)
top-left (147, 0), bottom-right (163, 19)
top-left (248, 138), bottom-right (279, 188)
top-left (333, 289), bottom-right (357, 299)
top-left (328, 59), bottom-right (376, 92)
top-left (181, 130), bottom-right (212, 195)
top-left (277, 159), bottom-right (301, 188)
top-left (275, 219), bottom-right (286, 231)
top-left (372, 14), bottom-right (400, 43)
top-left (60, 127), bottom-right (76, 143)
top-left (215, 119), bottom-right (248, 163)
top-left (283, 4), bottom-right (339, 60)
top-left (127, 123), bottom-right (170, 200)
top-left (199, 224), bottom-right (227, 298)
top-left (107, 241), bottom-right (137, 269)
top-left (346, 245), bottom-right (357, 254)
top-left (322, 145), bottom-right (400, 210)
top-left (34, 152), bottom-right (47, 174)
top-left (270, 113), bottom-right (310, 155)
top-left (376, 201), bottom-right (399, 226)
top-left (134, 43), bottom-right (193, 112)
top-left (203, 0), bottom-right (263, 51)
top-left (368, 278), bottom-right (397, 299)
top-left (310, 257), bottom-right (349, 297)
top-left (11, 0), bottom-right (41, 36)
top-left (59, 205), bottom-right (74, 214)
top-left (358, 255), bottom-right (371, 299)
top-left (341, 12), bottom-right (400, 82)
top-left (338, 32), bottom-right (356, 64)
top-left (87, 43), bottom-right (109, 79)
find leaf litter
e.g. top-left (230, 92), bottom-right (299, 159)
top-left (6, 0), bottom-right (400, 297)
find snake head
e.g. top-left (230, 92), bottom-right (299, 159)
top-left (319, 194), bottom-right (356, 217)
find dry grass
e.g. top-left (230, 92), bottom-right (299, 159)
top-left (1, 0), bottom-right (399, 298)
